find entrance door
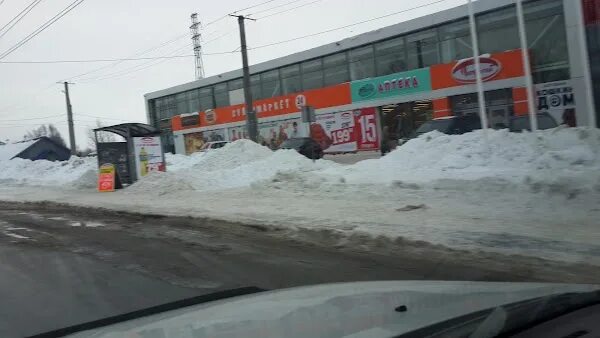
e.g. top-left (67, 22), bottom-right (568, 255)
top-left (488, 106), bottom-right (510, 129)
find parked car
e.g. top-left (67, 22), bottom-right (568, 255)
top-left (200, 141), bottom-right (229, 151)
top-left (411, 114), bottom-right (482, 138)
top-left (509, 112), bottom-right (558, 132)
top-left (279, 137), bottom-right (323, 159)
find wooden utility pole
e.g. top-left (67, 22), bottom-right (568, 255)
top-left (231, 14), bottom-right (258, 142)
top-left (61, 81), bottom-right (76, 154)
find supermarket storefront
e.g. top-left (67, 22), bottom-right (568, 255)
top-left (170, 49), bottom-right (580, 155)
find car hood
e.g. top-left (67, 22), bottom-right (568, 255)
top-left (69, 281), bottom-right (600, 338)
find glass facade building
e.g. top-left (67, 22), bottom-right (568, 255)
top-left (146, 0), bottom-right (590, 153)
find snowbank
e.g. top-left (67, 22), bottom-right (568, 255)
top-left (1, 128), bottom-right (599, 195)
top-left (1, 132), bottom-right (599, 265)
top-left (317, 127), bottom-right (600, 193)
top-left (0, 156), bottom-right (96, 186)
top-left (0, 140), bottom-right (36, 161)
top-left (127, 140), bottom-right (337, 194)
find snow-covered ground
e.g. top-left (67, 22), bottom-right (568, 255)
top-left (1, 127), bottom-right (599, 265)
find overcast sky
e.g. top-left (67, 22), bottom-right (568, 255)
top-left (0, 0), bottom-right (466, 149)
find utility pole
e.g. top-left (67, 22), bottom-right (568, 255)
top-left (231, 14), bottom-right (258, 142)
top-left (61, 81), bottom-right (76, 155)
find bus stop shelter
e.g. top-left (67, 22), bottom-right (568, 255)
top-left (94, 123), bottom-right (165, 186)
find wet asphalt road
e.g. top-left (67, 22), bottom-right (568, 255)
top-left (1, 201), bottom-right (599, 337)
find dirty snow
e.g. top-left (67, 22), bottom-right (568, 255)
top-left (0, 129), bottom-right (599, 265)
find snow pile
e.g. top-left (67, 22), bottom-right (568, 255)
top-left (0, 140), bottom-right (35, 161)
top-left (1, 128), bottom-right (599, 195)
top-left (128, 140), bottom-right (337, 194)
top-left (0, 156), bottom-right (96, 186)
top-left (317, 127), bottom-right (600, 193)
top-left (191, 140), bottom-right (274, 171)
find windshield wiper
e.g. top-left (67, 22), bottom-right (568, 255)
top-left (396, 290), bottom-right (600, 338)
top-left (27, 286), bottom-right (266, 338)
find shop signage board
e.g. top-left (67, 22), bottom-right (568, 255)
top-left (430, 49), bottom-right (524, 90)
top-left (98, 163), bottom-right (116, 192)
top-left (171, 83), bottom-right (351, 131)
top-left (133, 136), bottom-right (166, 178)
top-left (451, 56), bottom-right (502, 83)
top-left (351, 68), bottom-right (431, 103)
top-left (310, 107), bottom-right (379, 153)
top-left (535, 80), bottom-right (576, 124)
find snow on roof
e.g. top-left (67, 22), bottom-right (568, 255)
top-left (0, 140), bottom-right (36, 161)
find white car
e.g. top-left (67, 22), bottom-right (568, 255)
top-left (200, 141), bottom-right (228, 151)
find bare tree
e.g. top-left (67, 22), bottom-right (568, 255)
top-left (87, 120), bottom-right (116, 150)
top-left (24, 124), bottom-right (66, 146)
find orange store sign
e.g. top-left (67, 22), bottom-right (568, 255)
top-left (172, 83), bottom-right (351, 131)
top-left (430, 49), bottom-right (524, 90)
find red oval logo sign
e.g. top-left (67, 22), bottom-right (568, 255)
top-left (205, 109), bottom-right (216, 125)
top-left (451, 57), bottom-right (501, 84)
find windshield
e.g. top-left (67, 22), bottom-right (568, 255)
top-left (280, 138), bottom-right (307, 149)
top-left (415, 119), bottom-right (454, 135)
top-left (510, 115), bottom-right (558, 131)
top-left (2, 0), bottom-right (600, 337)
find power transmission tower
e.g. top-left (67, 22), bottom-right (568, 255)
top-left (190, 13), bottom-right (204, 79)
top-left (58, 81), bottom-right (76, 155)
top-left (231, 14), bottom-right (257, 142)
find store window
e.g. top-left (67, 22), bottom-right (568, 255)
top-left (261, 69), bottom-right (281, 99)
top-left (349, 45), bottom-right (375, 80)
top-left (198, 87), bottom-right (214, 111)
top-left (175, 92), bottom-right (190, 115)
top-left (158, 95), bottom-right (175, 119)
top-left (524, 0), bottom-right (569, 83)
top-left (188, 89), bottom-right (200, 113)
top-left (228, 78), bottom-right (243, 91)
top-left (281, 64), bottom-right (301, 94)
top-left (214, 83), bottom-right (229, 107)
top-left (375, 37), bottom-right (406, 76)
top-left (406, 29), bottom-right (440, 69)
top-left (477, 6), bottom-right (519, 54)
top-left (439, 19), bottom-right (472, 63)
top-left (301, 58), bottom-right (323, 90)
top-left (250, 74), bottom-right (262, 100)
top-left (323, 52), bottom-right (349, 86)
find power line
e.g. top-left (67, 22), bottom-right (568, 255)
top-left (75, 113), bottom-right (133, 122)
top-left (0, 0), bottom-right (87, 60)
top-left (78, 43), bottom-right (195, 82)
top-left (233, 0), bottom-right (279, 14)
top-left (59, 32), bottom-right (190, 82)
top-left (250, 0), bottom-right (310, 17)
top-left (0, 0), bottom-right (43, 39)
top-left (255, 0), bottom-right (321, 20)
top-left (251, 0), bottom-right (446, 49)
top-left (0, 114), bottom-right (65, 122)
top-left (0, 50), bottom-right (240, 64)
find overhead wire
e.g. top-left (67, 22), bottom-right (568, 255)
top-left (0, 0), bottom-right (87, 60)
top-left (251, 0), bottom-right (446, 49)
top-left (248, 0), bottom-right (305, 16)
top-left (0, 0), bottom-right (43, 39)
top-left (75, 113), bottom-right (133, 122)
top-left (232, 0), bottom-right (279, 14)
top-left (78, 43), bottom-right (196, 82)
top-left (58, 32), bottom-right (190, 82)
top-left (0, 113), bottom-right (64, 122)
